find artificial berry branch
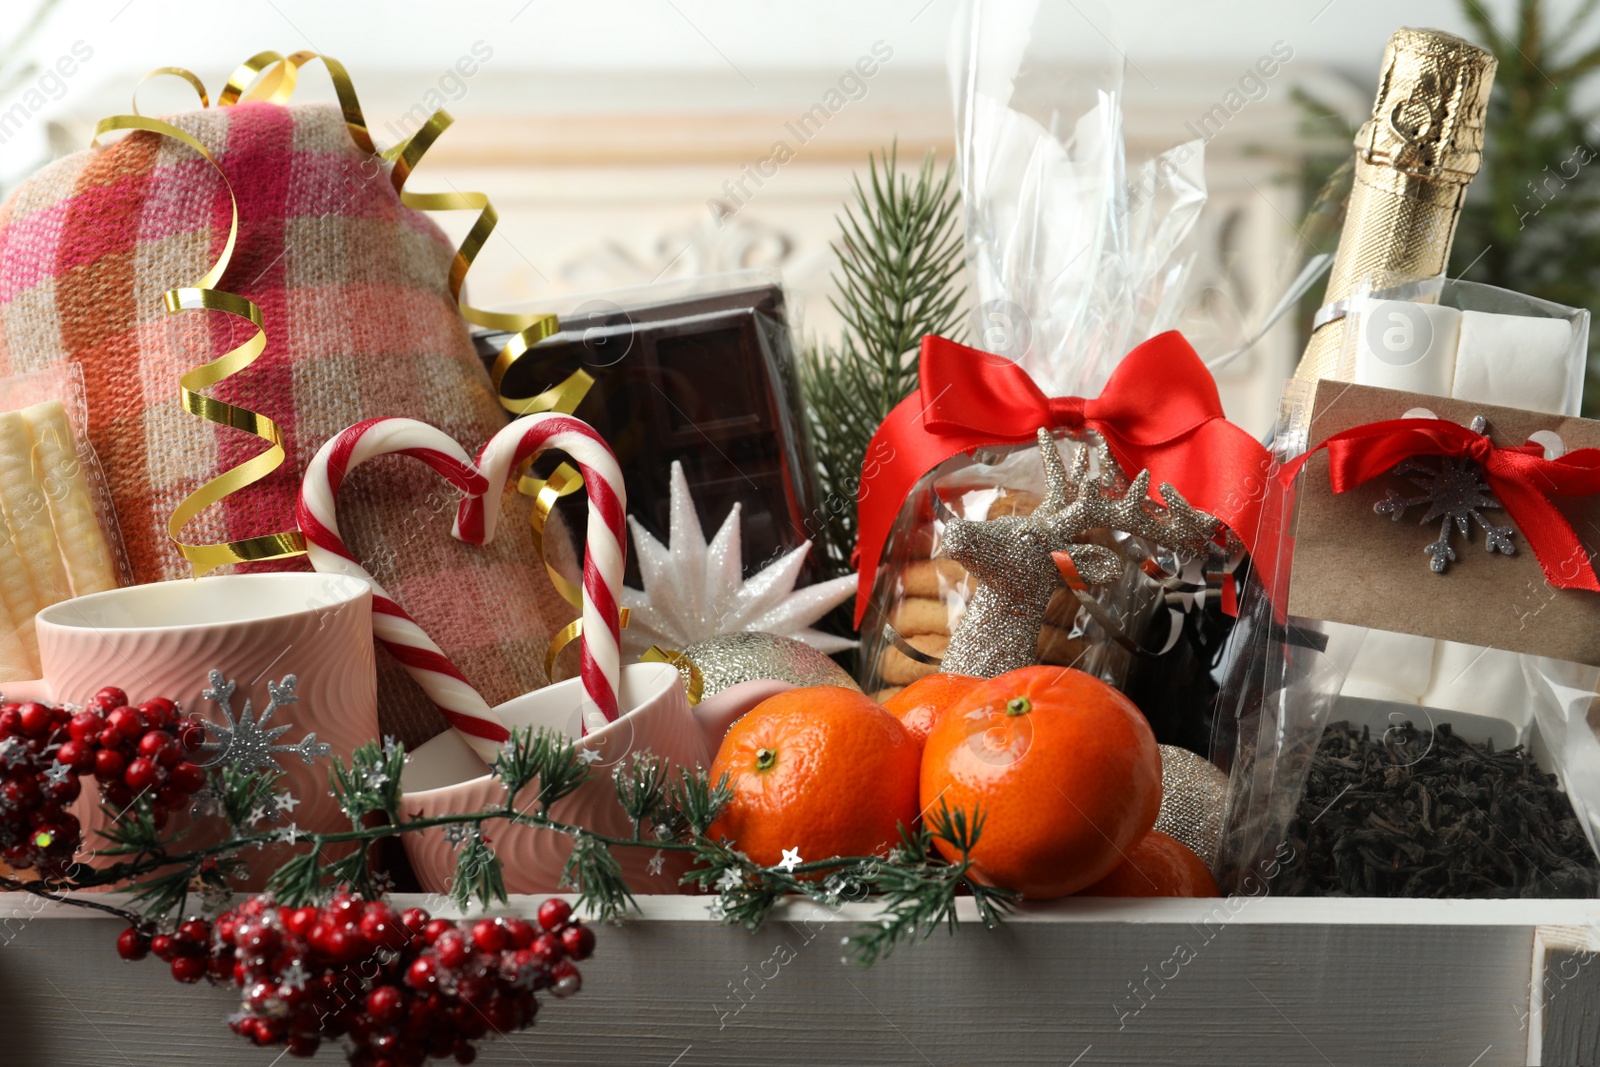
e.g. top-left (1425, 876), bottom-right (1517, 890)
top-left (2, 693), bottom-right (1013, 978)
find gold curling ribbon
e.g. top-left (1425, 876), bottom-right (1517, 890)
top-left (116, 50), bottom-right (567, 574)
top-left (91, 108), bottom-right (306, 574)
top-left (642, 646), bottom-right (705, 707)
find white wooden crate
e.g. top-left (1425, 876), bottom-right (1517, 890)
top-left (3, 893), bottom-right (1598, 1065)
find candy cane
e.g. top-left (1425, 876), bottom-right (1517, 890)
top-left (457, 413), bottom-right (626, 733)
top-left (297, 418), bottom-right (510, 762)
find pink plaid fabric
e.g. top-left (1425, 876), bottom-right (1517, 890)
top-left (0, 101), bottom-right (575, 748)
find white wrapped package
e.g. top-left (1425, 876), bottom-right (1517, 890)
top-left (1451, 311), bottom-right (1576, 415)
top-left (1353, 300), bottom-right (1461, 397)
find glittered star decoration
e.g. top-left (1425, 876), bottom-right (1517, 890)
top-left (778, 848), bottom-right (802, 873)
top-left (716, 868), bottom-right (742, 892)
top-left (621, 461), bottom-right (858, 659)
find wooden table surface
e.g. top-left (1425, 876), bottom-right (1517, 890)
top-left (2, 893), bottom-right (1597, 1066)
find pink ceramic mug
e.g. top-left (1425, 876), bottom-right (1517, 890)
top-left (5, 573), bottom-right (378, 879)
top-left (400, 660), bottom-right (711, 896)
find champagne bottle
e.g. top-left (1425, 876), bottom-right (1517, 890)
top-left (1292, 27), bottom-right (1497, 382)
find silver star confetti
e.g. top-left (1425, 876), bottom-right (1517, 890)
top-left (511, 958), bottom-right (541, 992)
top-left (277, 823), bottom-right (302, 845)
top-left (275, 792), bottom-right (299, 815)
top-left (578, 748), bottom-right (602, 765)
top-left (280, 960), bottom-right (309, 992)
top-left (647, 851), bottom-right (665, 876)
top-left (940, 429), bottom-right (1220, 677)
top-left (43, 759), bottom-right (71, 786)
top-left (716, 868), bottom-right (742, 892)
top-left (0, 737), bottom-right (21, 767)
top-left (443, 824), bottom-right (472, 850)
top-left (778, 847), bottom-right (802, 873)
top-left (364, 769), bottom-right (390, 790)
top-left (381, 735), bottom-right (404, 762)
top-left (1374, 418), bottom-right (1515, 574)
top-left (196, 672), bottom-right (331, 774)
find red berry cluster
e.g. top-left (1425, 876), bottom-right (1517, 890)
top-left (0, 686), bottom-right (204, 875)
top-left (118, 890), bottom-right (593, 1065)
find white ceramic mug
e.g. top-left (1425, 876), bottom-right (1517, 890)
top-left (401, 660), bottom-right (710, 895)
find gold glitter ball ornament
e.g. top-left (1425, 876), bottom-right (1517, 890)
top-left (675, 632), bottom-right (860, 700)
top-left (1154, 744), bottom-right (1228, 871)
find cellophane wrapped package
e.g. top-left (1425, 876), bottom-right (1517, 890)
top-left (855, 0), bottom-right (1248, 750)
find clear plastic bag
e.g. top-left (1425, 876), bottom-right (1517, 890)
top-left (1220, 379), bottom-right (1600, 896)
top-left (0, 362), bottom-right (131, 681)
top-left (859, 0), bottom-right (1232, 711)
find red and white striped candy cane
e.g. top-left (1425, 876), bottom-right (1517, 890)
top-left (297, 418), bottom-right (511, 762)
top-left (457, 413), bottom-right (626, 734)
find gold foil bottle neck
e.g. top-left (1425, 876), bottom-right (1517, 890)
top-left (1358, 27), bottom-right (1495, 183)
top-left (1290, 26), bottom-right (1498, 384)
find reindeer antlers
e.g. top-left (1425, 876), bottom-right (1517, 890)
top-left (1036, 428), bottom-right (1221, 580)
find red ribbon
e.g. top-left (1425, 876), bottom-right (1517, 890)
top-left (1279, 418), bottom-right (1600, 592)
top-left (853, 331), bottom-right (1275, 624)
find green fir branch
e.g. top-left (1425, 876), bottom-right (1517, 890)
top-left (800, 143), bottom-right (966, 577)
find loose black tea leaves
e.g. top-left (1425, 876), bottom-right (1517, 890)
top-left (1279, 721), bottom-right (1600, 898)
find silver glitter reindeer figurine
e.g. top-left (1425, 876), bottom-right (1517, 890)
top-left (938, 428), bottom-right (1222, 678)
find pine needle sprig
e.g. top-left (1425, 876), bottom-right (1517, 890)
top-left (560, 835), bottom-right (634, 923)
top-left (330, 740), bottom-right (402, 826)
top-left (492, 725), bottom-right (591, 812)
top-left (612, 750), bottom-right (672, 840)
top-left (801, 143), bottom-right (966, 574)
top-left (842, 802), bottom-right (1018, 967)
top-left (450, 832), bottom-right (509, 912)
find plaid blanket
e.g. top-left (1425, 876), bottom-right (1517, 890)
top-left (0, 100), bottom-right (574, 747)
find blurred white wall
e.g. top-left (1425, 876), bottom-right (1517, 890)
top-left (0, 0), bottom-right (1560, 434)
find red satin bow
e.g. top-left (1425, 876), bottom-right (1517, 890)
top-left (853, 331), bottom-right (1275, 623)
top-left (1280, 418), bottom-right (1600, 592)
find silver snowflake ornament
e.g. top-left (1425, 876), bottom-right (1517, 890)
top-left (196, 672), bottom-right (331, 774)
top-left (1373, 418), bottom-right (1516, 575)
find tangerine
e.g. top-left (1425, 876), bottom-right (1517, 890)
top-left (708, 686), bottom-right (921, 870)
top-left (882, 672), bottom-right (982, 746)
top-left (920, 666), bottom-right (1161, 898)
top-left (1077, 830), bottom-right (1218, 897)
